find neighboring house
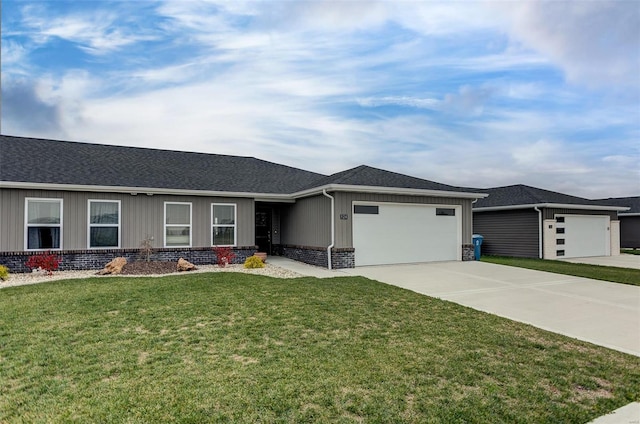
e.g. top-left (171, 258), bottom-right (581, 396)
top-left (593, 197), bottom-right (640, 249)
top-left (0, 135), bottom-right (487, 271)
top-left (472, 185), bottom-right (628, 259)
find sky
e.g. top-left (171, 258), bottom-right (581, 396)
top-left (2, 0), bottom-right (639, 198)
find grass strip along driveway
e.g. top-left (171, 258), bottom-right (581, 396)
top-left (1, 273), bottom-right (638, 423)
top-left (481, 256), bottom-right (640, 286)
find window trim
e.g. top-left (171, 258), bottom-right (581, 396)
top-left (211, 203), bottom-right (237, 247)
top-left (87, 199), bottom-right (121, 249)
top-left (164, 201), bottom-right (192, 248)
top-left (24, 197), bottom-right (63, 251)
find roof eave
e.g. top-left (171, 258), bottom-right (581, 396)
top-left (292, 184), bottom-right (488, 199)
top-left (0, 181), bottom-right (296, 202)
top-left (473, 203), bottom-right (630, 212)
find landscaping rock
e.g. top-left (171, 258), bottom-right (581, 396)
top-left (177, 258), bottom-right (197, 272)
top-left (98, 257), bottom-right (127, 275)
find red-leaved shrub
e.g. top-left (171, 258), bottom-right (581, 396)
top-left (25, 252), bottom-right (61, 275)
top-left (212, 246), bottom-right (235, 267)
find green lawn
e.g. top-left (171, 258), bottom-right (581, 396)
top-left (621, 249), bottom-right (640, 256)
top-left (1, 273), bottom-right (638, 423)
top-left (481, 256), bottom-right (640, 286)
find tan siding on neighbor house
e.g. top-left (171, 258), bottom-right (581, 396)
top-left (280, 195), bottom-right (331, 247)
top-left (0, 188), bottom-right (255, 251)
top-left (333, 192), bottom-right (473, 248)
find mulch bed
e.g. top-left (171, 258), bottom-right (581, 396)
top-left (120, 261), bottom-right (183, 275)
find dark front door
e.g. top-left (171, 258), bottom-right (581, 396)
top-left (255, 206), bottom-right (272, 254)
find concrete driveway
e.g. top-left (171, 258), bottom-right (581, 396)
top-left (342, 261), bottom-right (640, 356)
top-left (559, 254), bottom-right (640, 269)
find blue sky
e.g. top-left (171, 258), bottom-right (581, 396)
top-left (2, 0), bottom-right (639, 198)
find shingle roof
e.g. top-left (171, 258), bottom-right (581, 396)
top-left (0, 135), bottom-right (325, 194)
top-left (593, 197), bottom-right (640, 214)
top-left (299, 165), bottom-right (479, 193)
top-left (473, 184), bottom-right (620, 209)
top-left (1, 135), bottom-right (485, 198)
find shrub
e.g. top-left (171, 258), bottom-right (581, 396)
top-left (139, 236), bottom-right (154, 262)
top-left (244, 256), bottom-right (265, 269)
top-left (25, 252), bottom-right (61, 275)
top-left (213, 246), bottom-right (235, 267)
top-left (0, 265), bottom-right (9, 281)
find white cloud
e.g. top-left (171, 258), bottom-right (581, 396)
top-left (19, 4), bottom-right (156, 55)
top-left (495, 0), bottom-right (640, 89)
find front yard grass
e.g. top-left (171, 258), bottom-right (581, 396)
top-left (1, 273), bottom-right (638, 423)
top-left (481, 256), bottom-right (640, 286)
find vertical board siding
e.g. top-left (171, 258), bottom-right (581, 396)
top-left (473, 209), bottom-right (539, 258)
top-left (0, 189), bottom-right (24, 251)
top-left (334, 192), bottom-right (472, 248)
top-left (0, 188), bottom-right (254, 251)
top-left (280, 195), bottom-right (331, 247)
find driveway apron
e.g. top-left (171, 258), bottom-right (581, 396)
top-left (343, 261), bottom-right (640, 357)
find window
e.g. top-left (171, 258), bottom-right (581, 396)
top-left (556, 227), bottom-right (565, 234)
top-left (165, 202), bottom-right (191, 247)
top-left (88, 200), bottom-right (120, 248)
top-left (354, 205), bottom-right (379, 215)
top-left (212, 203), bottom-right (236, 246)
top-left (556, 250), bottom-right (565, 257)
top-left (556, 216), bottom-right (565, 223)
top-left (25, 198), bottom-right (62, 250)
top-left (436, 208), bottom-right (456, 216)
top-left (556, 239), bottom-right (565, 245)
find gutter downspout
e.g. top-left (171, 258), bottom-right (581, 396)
top-left (534, 207), bottom-right (542, 259)
top-left (322, 189), bottom-right (335, 270)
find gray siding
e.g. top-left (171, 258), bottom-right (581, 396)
top-left (280, 195), bottom-right (331, 247)
top-left (543, 208), bottom-right (617, 220)
top-left (473, 209), bottom-right (539, 258)
top-left (620, 216), bottom-right (640, 248)
top-left (0, 188), bottom-right (254, 251)
top-left (334, 192), bottom-right (473, 248)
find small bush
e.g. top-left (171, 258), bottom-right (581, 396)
top-left (0, 265), bottom-right (9, 281)
top-left (25, 252), bottom-right (61, 275)
top-left (139, 236), bottom-right (155, 262)
top-left (213, 246), bottom-right (235, 267)
top-left (244, 256), bottom-right (265, 269)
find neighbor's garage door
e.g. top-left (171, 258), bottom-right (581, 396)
top-left (352, 202), bottom-right (461, 266)
top-left (559, 215), bottom-right (610, 258)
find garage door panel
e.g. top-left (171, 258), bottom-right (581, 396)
top-left (561, 215), bottom-right (610, 258)
top-left (353, 203), bottom-right (460, 266)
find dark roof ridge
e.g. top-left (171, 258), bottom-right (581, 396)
top-left (0, 133), bottom-right (257, 161)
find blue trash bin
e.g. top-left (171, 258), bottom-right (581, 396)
top-left (472, 234), bottom-right (484, 260)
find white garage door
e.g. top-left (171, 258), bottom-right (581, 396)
top-left (559, 215), bottom-right (610, 258)
top-left (352, 202), bottom-right (461, 266)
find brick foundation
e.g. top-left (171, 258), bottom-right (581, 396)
top-left (281, 245), bottom-right (355, 269)
top-left (0, 247), bottom-right (257, 273)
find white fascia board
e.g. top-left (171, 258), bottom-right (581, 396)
top-left (619, 212), bottom-right (640, 216)
top-left (473, 203), bottom-right (630, 212)
top-left (292, 184), bottom-right (488, 200)
top-left (0, 181), bottom-right (294, 202)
